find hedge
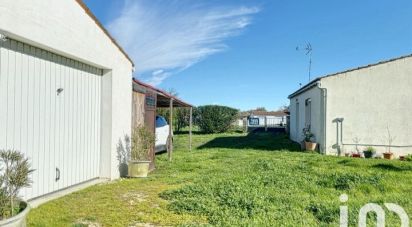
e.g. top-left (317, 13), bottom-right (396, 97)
top-left (196, 105), bottom-right (239, 133)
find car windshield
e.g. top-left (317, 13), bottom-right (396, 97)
top-left (156, 116), bottom-right (168, 128)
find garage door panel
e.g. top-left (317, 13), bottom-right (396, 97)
top-left (0, 38), bottom-right (102, 200)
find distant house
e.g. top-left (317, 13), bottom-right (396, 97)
top-left (237, 110), bottom-right (287, 130)
top-left (288, 54), bottom-right (412, 158)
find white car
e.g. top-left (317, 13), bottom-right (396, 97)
top-left (155, 115), bottom-right (171, 153)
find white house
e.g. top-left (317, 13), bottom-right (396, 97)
top-left (288, 54), bottom-right (412, 158)
top-left (0, 0), bottom-right (133, 204)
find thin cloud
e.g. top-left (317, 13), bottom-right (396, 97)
top-left (107, 0), bottom-right (260, 86)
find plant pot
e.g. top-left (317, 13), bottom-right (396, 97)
top-left (363, 151), bottom-right (374, 159)
top-left (128, 160), bottom-right (151, 178)
top-left (0, 201), bottom-right (30, 227)
top-left (305, 141), bottom-right (317, 151)
top-left (399, 156), bottom-right (405, 161)
top-left (383, 153), bottom-right (394, 160)
top-left (352, 154), bottom-right (361, 158)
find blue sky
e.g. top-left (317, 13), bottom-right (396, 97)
top-left (84, 0), bottom-right (412, 111)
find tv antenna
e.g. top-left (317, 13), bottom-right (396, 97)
top-left (296, 42), bottom-right (313, 82)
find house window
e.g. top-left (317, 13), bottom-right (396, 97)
top-left (305, 98), bottom-right (311, 128)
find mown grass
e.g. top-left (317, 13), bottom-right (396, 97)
top-left (28, 131), bottom-right (412, 226)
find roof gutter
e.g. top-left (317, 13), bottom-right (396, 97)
top-left (287, 78), bottom-right (321, 99)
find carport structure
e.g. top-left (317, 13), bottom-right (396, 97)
top-left (132, 79), bottom-right (193, 168)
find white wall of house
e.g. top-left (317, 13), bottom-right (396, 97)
top-left (290, 56), bottom-right (412, 158)
top-left (320, 56), bottom-right (412, 157)
top-left (0, 0), bottom-right (133, 200)
top-left (289, 87), bottom-right (324, 150)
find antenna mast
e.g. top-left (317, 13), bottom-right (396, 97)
top-left (296, 42), bottom-right (313, 82)
top-left (305, 43), bottom-right (312, 82)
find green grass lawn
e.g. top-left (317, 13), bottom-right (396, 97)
top-left (28, 131), bottom-right (412, 226)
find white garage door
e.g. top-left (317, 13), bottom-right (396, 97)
top-left (0, 38), bottom-right (102, 200)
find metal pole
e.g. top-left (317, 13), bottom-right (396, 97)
top-left (308, 51), bottom-right (312, 82)
top-left (189, 107), bottom-right (192, 151)
top-left (168, 99), bottom-right (173, 161)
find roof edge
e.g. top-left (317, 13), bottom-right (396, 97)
top-left (75, 0), bottom-right (134, 67)
top-left (288, 53), bottom-right (412, 99)
top-left (288, 79), bottom-right (320, 99)
top-left (132, 78), bottom-right (193, 107)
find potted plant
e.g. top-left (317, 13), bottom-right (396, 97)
top-left (352, 153), bottom-right (361, 158)
top-left (363, 146), bottom-right (376, 159)
top-left (303, 127), bottom-right (317, 151)
top-left (0, 150), bottom-right (34, 227)
top-left (383, 126), bottom-right (395, 160)
top-left (351, 137), bottom-right (361, 158)
top-left (128, 125), bottom-right (156, 178)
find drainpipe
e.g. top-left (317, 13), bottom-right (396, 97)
top-left (317, 81), bottom-right (327, 154)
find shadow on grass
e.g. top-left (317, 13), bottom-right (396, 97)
top-left (198, 131), bottom-right (301, 151)
top-left (372, 163), bottom-right (412, 172)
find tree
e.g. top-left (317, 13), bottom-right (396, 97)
top-left (157, 88), bottom-right (189, 132)
top-left (255, 107), bottom-right (267, 111)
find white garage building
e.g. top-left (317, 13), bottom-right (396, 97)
top-left (288, 54), bottom-right (412, 158)
top-left (0, 0), bottom-right (133, 202)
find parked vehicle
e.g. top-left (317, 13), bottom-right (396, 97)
top-left (155, 115), bottom-right (171, 153)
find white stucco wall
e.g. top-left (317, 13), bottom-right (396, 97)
top-left (0, 0), bottom-right (133, 179)
top-left (321, 56), bottom-right (412, 158)
top-left (289, 86), bottom-right (324, 151)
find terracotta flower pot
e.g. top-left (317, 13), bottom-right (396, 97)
top-left (128, 160), bottom-right (151, 178)
top-left (383, 153), bottom-right (394, 160)
top-left (399, 156), bottom-right (405, 161)
top-left (305, 141), bottom-right (317, 151)
top-left (352, 154), bottom-right (361, 158)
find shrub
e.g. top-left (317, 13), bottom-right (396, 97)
top-left (364, 146), bottom-right (376, 152)
top-left (131, 125), bottom-right (155, 161)
top-left (406, 154), bottom-right (412, 162)
top-left (196, 105), bottom-right (239, 133)
top-left (0, 150), bottom-right (34, 219)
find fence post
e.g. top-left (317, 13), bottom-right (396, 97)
top-left (265, 116), bottom-right (268, 132)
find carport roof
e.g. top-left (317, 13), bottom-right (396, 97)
top-left (132, 78), bottom-right (192, 108)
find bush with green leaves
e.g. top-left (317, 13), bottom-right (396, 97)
top-left (406, 154), bottom-right (412, 162)
top-left (157, 107), bottom-right (192, 132)
top-left (0, 150), bottom-right (33, 219)
top-left (196, 105), bottom-right (239, 133)
top-left (131, 126), bottom-right (156, 161)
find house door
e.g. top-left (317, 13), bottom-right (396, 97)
top-left (0, 38), bottom-right (102, 200)
top-left (295, 102), bottom-right (300, 138)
